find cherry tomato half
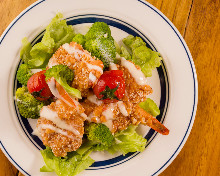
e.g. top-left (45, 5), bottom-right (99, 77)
top-left (27, 70), bottom-right (53, 101)
top-left (93, 70), bottom-right (125, 103)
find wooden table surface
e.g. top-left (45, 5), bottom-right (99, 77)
top-left (0, 0), bottom-right (219, 175)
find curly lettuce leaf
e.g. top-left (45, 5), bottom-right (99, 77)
top-left (21, 13), bottom-right (74, 68)
top-left (123, 35), bottom-right (162, 77)
top-left (20, 38), bottom-right (32, 64)
top-left (40, 147), bottom-right (94, 176)
top-left (108, 125), bottom-right (147, 155)
top-left (139, 98), bottom-right (160, 117)
top-left (120, 46), bottom-right (131, 60)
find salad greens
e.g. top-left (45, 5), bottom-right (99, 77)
top-left (120, 46), bottom-right (131, 60)
top-left (40, 124), bottom-right (147, 175)
top-left (40, 147), bottom-right (94, 176)
top-left (139, 98), bottom-right (160, 117)
top-left (20, 13), bottom-right (74, 68)
top-left (45, 65), bottom-right (82, 99)
top-left (16, 13), bottom-right (164, 176)
top-left (108, 125), bottom-right (147, 155)
top-left (122, 35), bottom-right (162, 77)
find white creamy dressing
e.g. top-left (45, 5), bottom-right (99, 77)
top-left (117, 101), bottom-right (128, 116)
top-left (86, 62), bottom-right (103, 73)
top-left (46, 78), bottom-right (73, 107)
top-left (37, 124), bottom-right (76, 140)
top-left (48, 57), bottom-right (59, 68)
top-left (40, 106), bottom-right (81, 136)
top-left (31, 69), bottom-right (43, 74)
top-left (80, 113), bottom-right (87, 119)
top-left (102, 103), bottom-right (116, 131)
top-left (62, 43), bottom-right (83, 60)
top-left (62, 43), bottom-right (103, 74)
top-left (89, 73), bottom-right (97, 83)
top-left (102, 103), bottom-right (116, 121)
top-left (120, 57), bottom-right (147, 85)
top-left (32, 128), bottom-right (41, 139)
top-left (103, 120), bottom-right (113, 131)
top-left (109, 63), bottom-right (118, 70)
top-left (87, 94), bottom-right (103, 106)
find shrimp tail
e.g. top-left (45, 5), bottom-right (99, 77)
top-left (134, 105), bottom-right (169, 135)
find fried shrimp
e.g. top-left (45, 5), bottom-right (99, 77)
top-left (48, 42), bottom-right (104, 96)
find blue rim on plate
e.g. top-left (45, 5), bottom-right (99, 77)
top-left (0, 0), bottom-right (197, 175)
top-left (14, 14), bottom-right (169, 170)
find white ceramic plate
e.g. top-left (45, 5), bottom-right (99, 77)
top-left (0, 0), bottom-right (198, 176)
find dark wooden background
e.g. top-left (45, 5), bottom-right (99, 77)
top-left (0, 0), bottom-right (219, 175)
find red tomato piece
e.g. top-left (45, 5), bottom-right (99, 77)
top-left (27, 70), bottom-right (53, 101)
top-left (93, 70), bottom-right (125, 103)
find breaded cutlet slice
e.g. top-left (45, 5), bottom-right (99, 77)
top-left (37, 99), bottom-right (86, 157)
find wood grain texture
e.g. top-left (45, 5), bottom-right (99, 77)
top-left (0, 0), bottom-right (219, 176)
top-left (160, 0), bottom-right (220, 176)
top-left (0, 151), bottom-right (18, 176)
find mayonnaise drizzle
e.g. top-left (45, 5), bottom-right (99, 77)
top-left (120, 57), bottom-right (147, 85)
top-left (102, 103), bottom-right (116, 131)
top-left (37, 124), bottom-right (76, 140)
top-left (62, 43), bottom-right (83, 60)
top-left (40, 106), bottom-right (81, 136)
top-left (86, 62), bottom-right (103, 73)
top-left (62, 43), bottom-right (103, 73)
top-left (87, 94), bottom-right (103, 106)
top-left (80, 113), bottom-right (87, 119)
top-left (89, 72), bottom-right (97, 83)
top-left (109, 63), bottom-right (118, 70)
top-left (103, 120), bottom-right (113, 131)
top-left (32, 128), bottom-right (41, 138)
top-left (102, 103), bottom-right (115, 121)
top-left (48, 56), bottom-right (59, 68)
top-left (117, 101), bottom-right (128, 116)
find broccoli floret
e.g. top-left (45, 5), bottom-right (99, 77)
top-left (45, 64), bottom-right (81, 99)
top-left (17, 64), bottom-right (33, 86)
top-left (15, 87), bottom-right (44, 119)
top-left (85, 123), bottom-right (114, 151)
top-left (84, 37), bottom-right (116, 68)
top-left (85, 22), bottom-right (111, 40)
top-left (84, 22), bottom-right (117, 68)
top-left (72, 34), bottom-right (85, 46)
